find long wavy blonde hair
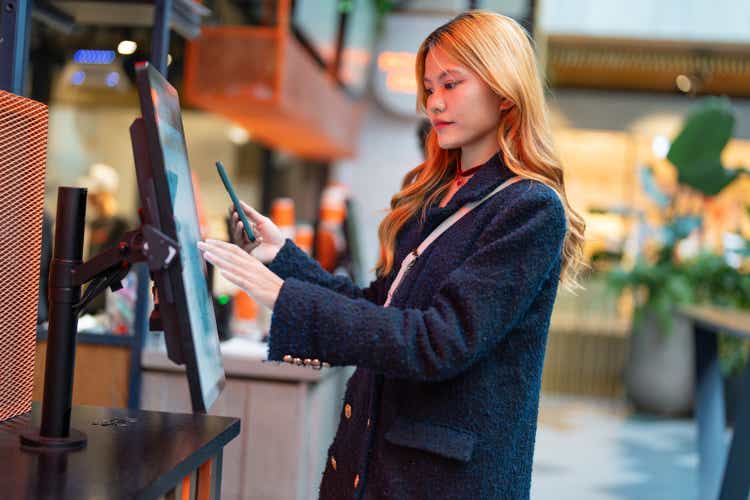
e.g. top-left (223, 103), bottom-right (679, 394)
top-left (375, 10), bottom-right (586, 290)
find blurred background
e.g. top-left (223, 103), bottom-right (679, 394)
top-left (20, 0), bottom-right (750, 498)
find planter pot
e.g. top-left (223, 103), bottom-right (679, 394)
top-left (624, 310), bottom-right (695, 416)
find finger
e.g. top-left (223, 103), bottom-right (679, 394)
top-left (240, 201), bottom-right (266, 223)
top-left (228, 205), bottom-right (241, 222)
top-left (203, 239), bottom-right (256, 262)
top-left (234, 221), bottom-right (249, 243)
top-left (200, 240), bottom-right (241, 262)
top-left (203, 250), bottom-right (251, 282)
top-left (216, 266), bottom-right (249, 294)
top-left (209, 238), bottom-right (256, 257)
top-left (203, 253), bottom-right (252, 293)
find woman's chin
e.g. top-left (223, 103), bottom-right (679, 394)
top-left (436, 137), bottom-right (463, 150)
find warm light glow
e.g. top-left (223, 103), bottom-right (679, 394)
top-left (117, 40), bottom-right (137, 55)
top-left (228, 125), bottom-right (250, 145)
top-left (652, 135), bottom-right (671, 159)
top-left (675, 74), bottom-right (692, 93)
top-left (378, 51), bottom-right (417, 94)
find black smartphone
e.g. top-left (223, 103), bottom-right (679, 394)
top-left (216, 160), bottom-right (256, 242)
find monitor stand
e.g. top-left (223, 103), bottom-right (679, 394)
top-left (20, 186), bottom-right (177, 451)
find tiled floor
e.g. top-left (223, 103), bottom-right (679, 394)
top-left (531, 395), bottom-right (702, 500)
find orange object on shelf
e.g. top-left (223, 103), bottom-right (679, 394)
top-left (234, 291), bottom-right (257, 320)
top-left (315, 231), bottom-right (338, 272)
top-left (315, 184), bottom-right (349, 272)
top-left (294, 223), bottom-right (314, 255)
top-left (270, 197), bottom-right (295, 227)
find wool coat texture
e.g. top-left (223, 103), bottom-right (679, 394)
top-left (267, 152), bottom-right (567, 500)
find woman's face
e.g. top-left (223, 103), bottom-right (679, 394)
top-left (423, 47), bottom-right (505, 153)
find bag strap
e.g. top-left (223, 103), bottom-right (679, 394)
top-left (384, 175), bottom-right (524, 307)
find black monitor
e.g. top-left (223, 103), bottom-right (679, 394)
top-left (130, 62), bottom-right (224, 412)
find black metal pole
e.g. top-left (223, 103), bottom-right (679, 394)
top-left (151, 0), bottom-right (172, 75)
top-left (330, 7), bottom-right (349, 85)
top-left (41, 188), bottom-right (87, 436)
top-left (40, 187), bottom-right (86, 437)
top-left (0, 0), bottom-right (33, 94)
top-left (21, 187), bottom-right (88, 450)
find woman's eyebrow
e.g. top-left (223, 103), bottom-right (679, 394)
top-left (423, 69), bottom-right (463, 83)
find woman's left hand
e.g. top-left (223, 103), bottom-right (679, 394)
top-left (197, 239), bottom-right (284, 310)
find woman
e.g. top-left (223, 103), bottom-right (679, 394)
top-left (199, 10), bottom-right (585, 499)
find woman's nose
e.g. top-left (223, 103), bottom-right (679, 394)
top-left (428, 93), bottom-right (445, 114)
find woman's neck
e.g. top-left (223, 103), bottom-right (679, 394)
top-left (459, 141), bottom-right (499, 173)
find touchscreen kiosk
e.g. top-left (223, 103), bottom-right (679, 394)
top-left (130, 62), bottom-right (224, 412)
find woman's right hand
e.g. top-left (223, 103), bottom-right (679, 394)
top-left (230, 201), bottom-right (285, 263)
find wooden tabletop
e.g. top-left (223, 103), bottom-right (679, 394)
top-left (141, 337), bottom-right (342, 383)
top-left (678, 305), bottom-right (750, 339)
top-left (0, 404), bottom-right (239, 500)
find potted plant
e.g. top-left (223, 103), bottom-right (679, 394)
top-left (608, 96), bottom-right (749, 415)
top-left (684, 252), bottom-right (750, 425)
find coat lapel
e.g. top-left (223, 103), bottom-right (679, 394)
top-left (419, 151), bottom-right (515, 239)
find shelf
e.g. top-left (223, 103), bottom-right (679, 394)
top-left (183, 25), bottom-right (364, 160)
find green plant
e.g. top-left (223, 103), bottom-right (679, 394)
top-left (607, 97), bottom-right (749, 338)
top-left (683, 252), bottom-right (750, 376)
top-left (608, 259), bottom-right (693, 336)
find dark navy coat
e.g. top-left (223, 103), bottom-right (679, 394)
top-left (267, 153), bottom-right (567, 499)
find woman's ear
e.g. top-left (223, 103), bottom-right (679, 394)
top-left (499, 99), bottom-right (514, 112)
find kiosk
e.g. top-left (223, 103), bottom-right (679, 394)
top-left (1, 62), bottom-right (238, 499)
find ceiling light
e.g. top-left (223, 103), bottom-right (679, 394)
top-left (117, 40), bottom-right (137, 55)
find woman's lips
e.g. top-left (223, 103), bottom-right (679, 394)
top-left (434, 121), bottom-right (453, 130)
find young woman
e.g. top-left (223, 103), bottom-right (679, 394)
top-left (198, 10), bottom-right (585, 499)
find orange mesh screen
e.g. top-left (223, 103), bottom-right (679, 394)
top-left (0, 91), bottom-right (48, 422)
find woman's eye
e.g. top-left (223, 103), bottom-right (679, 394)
top-left (424, 88), bottom-right (433, 96)
top-left (445, 81), bottom-right (458, 90)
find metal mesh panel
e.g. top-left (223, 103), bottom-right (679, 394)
top-left (0, 91), bottom-right (48, 422)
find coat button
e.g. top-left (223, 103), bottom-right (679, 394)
top-left (354, 474), bottom-right (360, 489)
top-left (367, 418), bottom-right (371, 428)
top-left (330, 456), bottom-right (337, 471)
top-left (344, 404), bottom-right (352, 419)
top-left (283, 355), bottom-right (293, 363)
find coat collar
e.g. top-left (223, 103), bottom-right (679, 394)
top-left (428, 151), bottom-right (515, 213)
top-left (417, 150), bottom-right (515, 238)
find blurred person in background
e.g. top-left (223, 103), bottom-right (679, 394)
top-left (79, 162), bottom-right (128, 313)
top-left (200, 10), bottom-right (586, 499)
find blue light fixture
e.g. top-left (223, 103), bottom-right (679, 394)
top-left (105, 71), bottom-right (120, 87)
top-left (73, 50), bottom-right (116, 65)
top-left (71, 70), bottom-right (86, 86)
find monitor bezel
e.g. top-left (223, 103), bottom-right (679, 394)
top-left (132, 61), bottom-right (225, 412)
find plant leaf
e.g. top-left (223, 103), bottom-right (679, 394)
top-left (667, 96), bottom-right (738, 196)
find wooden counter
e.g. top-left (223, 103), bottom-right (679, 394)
top-left (140, 337), bottom-right (351, 500)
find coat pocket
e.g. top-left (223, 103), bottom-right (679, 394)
top-left (384, 417), bottom-right (477, 463)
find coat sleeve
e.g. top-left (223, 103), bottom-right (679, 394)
top-left (267, 188), bottom-right (567, 381)
top-left (267, 239), bottom-right (384, 304)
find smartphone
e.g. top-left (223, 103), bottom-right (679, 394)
top-left (216, 160), bottom-right (256, 243)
